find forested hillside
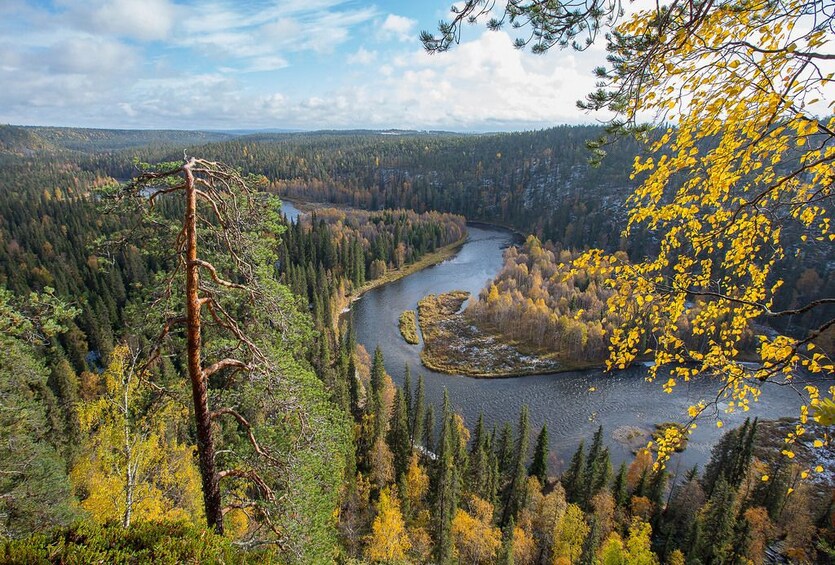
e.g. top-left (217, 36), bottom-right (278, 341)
top-left (0, 125), bottom-right (832, 562)
top-left (194, 127), bottom-right (645, 251)
top-left (3, 125), bottom-right (639, 249)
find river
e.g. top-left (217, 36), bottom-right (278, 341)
top-left (282, 201), bottom-right (818, 477)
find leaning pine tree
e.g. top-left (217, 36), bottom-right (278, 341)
top-left (100, 157), bottom-right (323, 541)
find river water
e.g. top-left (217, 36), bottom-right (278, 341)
top-left (282, 201), bottom-right (819, 476)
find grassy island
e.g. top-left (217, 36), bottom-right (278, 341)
top-left (398, 310), bottom-right (420, 344)
top-left (417, 291), bottom-right (567, 377)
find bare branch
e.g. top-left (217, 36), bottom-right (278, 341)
top-left (211, 407), bottom-right (283, 467)
top-left (217, 469), bottom-right (276, 501)
top-left (203, 358), bottom-right (248, 378)
top-left (192, 258), bottom-right (249, 291)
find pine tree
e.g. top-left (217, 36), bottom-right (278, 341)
top-left (529, 424), bottom-right (549, 485)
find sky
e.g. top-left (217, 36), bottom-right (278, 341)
top-left (1, 0), bottom-right (613, 132)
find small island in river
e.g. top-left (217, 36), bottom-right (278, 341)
top-left (398, 310), bottom-right (419, 344)
top-left (417, 290), bottom-right (566, 377)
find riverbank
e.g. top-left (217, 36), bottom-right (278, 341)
top-left (281, 198), bottom-right (469, 326)
top-left (346, 235), bottom-right (468, 302)
top-left (331, 234), bottom-right (469, 325)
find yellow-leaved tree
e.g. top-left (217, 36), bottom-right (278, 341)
top-left (365, 486), bottom-right (411, 563)
top-left (425, 0), bottom-right (834, 465)
top-left (71, 345), bottom-right (203, 527)
top-left (450, 496), bottom-right (503, 564)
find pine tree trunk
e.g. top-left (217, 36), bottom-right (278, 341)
top-left (184, 161), bottom-right (223, 533)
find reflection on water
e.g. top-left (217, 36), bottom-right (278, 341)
top-left (349, 225), bottom-right (816, 475)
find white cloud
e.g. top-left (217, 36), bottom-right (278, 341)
top-left (379, 14), bottom-right (417, 42)
top-left (276, 30), bottom-right (607, 130)
top-left (89, 0), bottom-right (178, 41)
top-left (0, 2), bottom-right (611, 131)
top-left (45, 36), bottom-right (138, 76)
top-left (347, 47), bottom-right (377, 66)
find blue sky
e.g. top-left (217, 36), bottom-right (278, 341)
top-left (1, 0), bottom-right (611, 131)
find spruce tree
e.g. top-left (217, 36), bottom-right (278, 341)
top-left (403, 365), bottom-right (413, 436)
top-left (487, 448), bottom-right (501, 506)
top-left (470, 413), bottom-right (492, 499)
top-left (370, 345), bottom-right (385, 399)
top-left (754, 460), bottom-right (790, 520)
top-left (581, 426), bottom-right (610, 508)
top-left (347, 352), bottom-right (361, 420)
top-left (500, 405), bottom-right (530, 528)
top-left (529, 424), bottom-right (549, 485)
top-left (432, 391), bottom-right (459, 564)
top-left (500, 516), bottom-right (516, 565)
top-left (423, 405), bottom-right (436, 454)
top-left (590, 449), bottom-right (611, 502)
top-left (580, 516), bottom-right (601, 565)
top-left (496, 422), bottom-right (516, 482)
top-left (702, 419), bottom-right (756, 496)
top-left (387, 389), bottom-right (411, 481)
top-left (471, 413), bottom-right (487, 460)
top-left (612, 462), bottom-right (628, 507)
top-left (694, 477), bottom-right (737, 563)
top-left (412, 374), bottom-right (425, 447)
top-left (370, 346), bottom-right (386, 439)
top-left (562, 441), bottom-right (586, 504)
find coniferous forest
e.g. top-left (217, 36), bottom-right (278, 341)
top-left (0, 122), bottom-right (832, 563)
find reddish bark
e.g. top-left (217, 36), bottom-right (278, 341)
top-left (183, 159), bottom-right (223, 533)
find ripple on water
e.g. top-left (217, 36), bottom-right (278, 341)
top-left (351, 224), bottom-right (813, 471)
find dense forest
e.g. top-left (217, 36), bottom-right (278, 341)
top-left (0, 125), bottom-right (832, 562)
top-left (334, 346), bottom-right (833, 563)
top-left (4, 123), bottom-right (828, 341)
top-left (466, 237), bottom-right (624, 364)
top-left (463, 236), bottom-right (763, 368)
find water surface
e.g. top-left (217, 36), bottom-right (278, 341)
top-left (348, 223), bottom-right (818, 475)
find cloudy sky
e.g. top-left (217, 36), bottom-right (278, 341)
top-left (1, 0), bottom-right (612, 131)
